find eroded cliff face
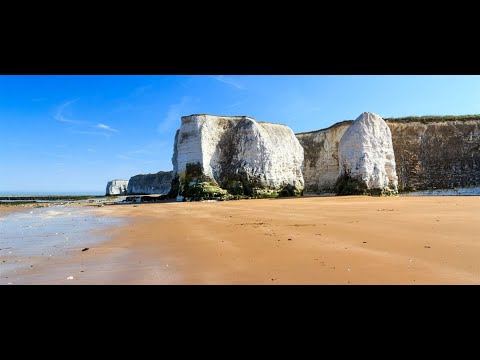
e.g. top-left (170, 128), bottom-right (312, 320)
top-left (296, 121), bottom-right (351, 193)
top-left (127, 171), bottom-right (173, 195)
top-left (386, 119), bottom-right (480, 191)
top-left (296, 115), bottom-right (480, 194)
top-left (171, 114), bottom-right (304, 199)
top-left (105, 180), bottom-right (129, 196)
top-left (338, 112), bottom-right (398, 195)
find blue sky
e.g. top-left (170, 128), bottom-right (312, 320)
top-left (1, 75), bottom-right (480, 194)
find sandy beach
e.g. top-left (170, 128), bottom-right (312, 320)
top-left (2, 195), bottom-right (480, 284)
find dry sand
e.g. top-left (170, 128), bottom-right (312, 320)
top-left (4, 195), bottom-right (480, 284)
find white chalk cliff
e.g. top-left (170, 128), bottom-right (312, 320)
top-left (172, 115), bottom-right (304, 197)
top-left (338, 112), bottom-right (398, 193)
top-left (105, 180), bottom-right (129, 196)
top-left (127, 171), bottom-right (173, 195)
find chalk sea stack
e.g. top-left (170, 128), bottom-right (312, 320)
top-left (170, 114), bottom-right (304, 200)
top-left (105, 180), bottom-right (129, 196)
top-left (337, 112), bottom-right (398, 195)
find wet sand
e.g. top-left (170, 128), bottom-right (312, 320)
top-left (0, 206), bottom-right (27, 216)
top-left (5, 195), bottom-right (480, 285)
top-left (0, 204), bottom-right (125, 284)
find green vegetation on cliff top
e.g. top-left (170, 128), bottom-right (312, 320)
top-left (384, 114), bottom-right (480, 122)
top-left (296, 114), bottom-right (480, 135)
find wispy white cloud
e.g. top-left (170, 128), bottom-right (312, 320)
top-left (54, 99), bottom-right (87, 125)
top-left (54, 99), bottom-right (119, 138)
top-left (225, 100), bottom-right (246, 109)
top-left (96, 123), bottom-right (119, 132)
top-left (158, 96), bottom-right (192, 133)
top-left (87, 148), bottom-right (96, 153)
top-left (211, 75), bottom-right (245, 90)
top-left (70, 130), bottom-right (112, 139)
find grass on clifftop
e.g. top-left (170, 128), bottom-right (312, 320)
top-left (384, 114), bottom-right (480, 122)
top-left (296, 114), bottom-right (480, 135)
